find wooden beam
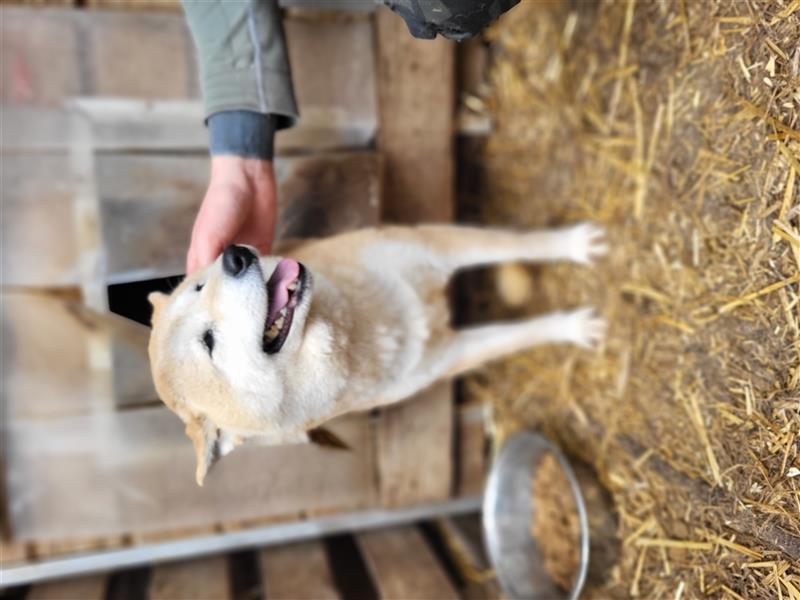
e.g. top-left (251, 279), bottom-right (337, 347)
top-left (0, 8), bottom-right (81, 106)
top-left (0, 541), bottom-right (29, 565)
top-left (259, 540), bottom-right (339, 600)
top-left (358, 526), bottom-right (459, 600)
top-left (86, 10), bottom-right (194, 99)
top-left (149, 556), bottom-right (231, 600)
top-left (86, 0), bottom-right (183, 10)
top-left (373, 5), bottom-right (457, 507)
top-left (284, 13), bottom-right (376, 154)
top-left (1, 102), bottom-right (374, 154)
top-left (0, 154), bottom-right (80, 287)
top-left (375, 5), bottom-right (455, 223)
top-left (27, 575), bottom-right (106, 600)
top-left (376, 382), bottom-right (454, 507)
top-left (1, 291), bottom-right (153, 419)
top-left (5, 410), bottom-right (377, 542)
top-left (456, 402), bottom-right (487, 496)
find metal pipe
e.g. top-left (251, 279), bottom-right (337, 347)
top-left (1, 495), bottom-right (482, 588)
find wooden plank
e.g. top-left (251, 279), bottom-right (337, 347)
top-left (3, 0), bottom-right (74, 6)
top-left (375, 5), bottom-right (455, 223)
top-left (259, 540), bottom-right (339, 600)
top-left (27, 575), bottom-right (107, 600)
top-left (273, 151), bottom-right (382, 240)
top-left (0, 7), bottom-right (81, 107)
top-left (1, 101), bottom-right (374, 153)
top-left (149, 556), bottom-right (231, 600)
top-left (456, 402), bottom-right (486, 496)
top-left (135, 525), bottom-right (217, 546)
top-left (86, 0), bottom-right (182, 10)
top-left (377, 382), bottom-right (454, 507)
top-left (358, 526), bottom-right (459, 600)
top-left (93, 153), bottom-right (205, 283)
top-left (0, 541), bottom-right (29, 564)
top-left (67, 99), bottom-right (207, 151)
top-left (283, 15), bottom-right (376, 153)
top-left (96, 151), bottom-right (381, 283)
top-left (1, 291), bottom-right (154, 419)
top-left (86, 10), bottom-right (195, 99)
top-left (33, 534), bottom-right (127, 559)
top-left (373, 5), bottom-right (457, 507)
top-left (5, 410), bottom-right (377, 541)
top-left (0, 154), bottom-right (80, 287)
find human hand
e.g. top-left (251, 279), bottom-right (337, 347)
top-left (186, 156), bottom-right (277, 274)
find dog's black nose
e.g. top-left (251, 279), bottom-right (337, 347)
top-left (222, 245), bottom-right (255, 277)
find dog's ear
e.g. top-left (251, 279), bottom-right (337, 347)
top-left (185, 417), bottom-right (243, 485)
top-left (185, 416), bottom-right (220, 486)
top-left (308, 426), bottom-right (351, 451)
top-left (148, 291), bottom-right (167, 319)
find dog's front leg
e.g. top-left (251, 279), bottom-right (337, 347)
top-left (416, 222), bottom-right (607, 273)
top-left (439, 308), bottom-right (606, 378)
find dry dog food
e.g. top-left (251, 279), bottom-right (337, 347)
top-left (530, 452), bottom-right (581, 592)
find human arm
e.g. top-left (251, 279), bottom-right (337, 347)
top-left (182, 0), bottom-right (299, 273)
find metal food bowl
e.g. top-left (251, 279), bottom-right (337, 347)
top-left (482, 431), bottom-right (590, 600)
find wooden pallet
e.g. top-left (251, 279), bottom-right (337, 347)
top-left (9, 515), bottom-right (498, 600)
top-left (1, 4), bottom-right (487, 559)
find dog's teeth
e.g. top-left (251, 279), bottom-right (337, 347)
top-left (265, 322), bottom-right (281, 341)
top-left (287, 280), bottom-right (298, 292)
top-left (264, 307), bottom-right (290, 345)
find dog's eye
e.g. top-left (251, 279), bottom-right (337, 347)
top-left (195, 283), bottom-right (204, 292)
top-left (202, 330), bottom-right (215, 355)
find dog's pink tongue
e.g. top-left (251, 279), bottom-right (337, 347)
top-left (266, 258), bottom-right (300, 325)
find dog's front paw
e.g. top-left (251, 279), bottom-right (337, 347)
top-left (564, 222), bottom-right (608, 265)
top-left (563, 307), bottom-right (607, 349)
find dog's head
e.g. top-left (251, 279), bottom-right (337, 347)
top-left (148, 244), bottom-right (314, 485)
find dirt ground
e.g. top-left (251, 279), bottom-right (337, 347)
top-left (461, 1), bottom-right (800, 597)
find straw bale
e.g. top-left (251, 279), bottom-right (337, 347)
top-left (466, 1), bottom-right (800, 596)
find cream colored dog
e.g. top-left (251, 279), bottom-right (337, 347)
top-left (148, 224), bottom-right (607, 485)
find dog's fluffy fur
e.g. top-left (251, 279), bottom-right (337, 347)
top-left (148, 224), bottom-right (607, 484)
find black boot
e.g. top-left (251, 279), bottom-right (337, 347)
top-left (381, 0), bottom-right (520, 41)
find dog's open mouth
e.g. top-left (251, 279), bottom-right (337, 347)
top-left (262, 259), bottom-right (307, 354)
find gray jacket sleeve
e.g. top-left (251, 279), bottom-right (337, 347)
top-left (182, 0), bottom-right (299, 130)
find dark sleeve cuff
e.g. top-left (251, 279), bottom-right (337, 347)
top-left (207, 110), bottom-right (276, 160)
